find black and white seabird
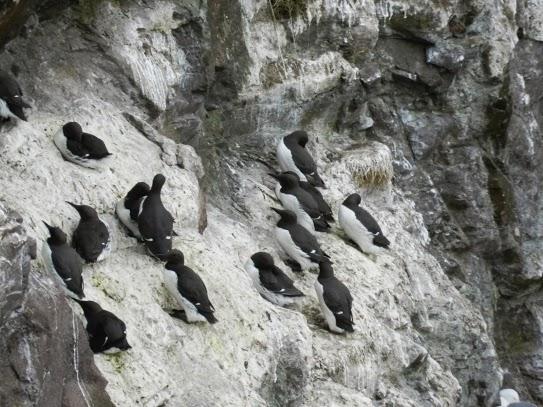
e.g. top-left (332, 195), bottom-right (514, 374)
top-left (271, 208), bottom-right (330, 272)
top-left (338, 193), bottom-right (390, 254)
top-left (314, 261), bottom-right (354, 334)
top-left (498, 373), bottom-right (537, 407)
top-left (53, 122), bottom-right (112, 169)
top-left (66, 202), bottom-right (111, 263)
top-left (137, 174), bottom-right (175, 259)
top-left (74, 299), bottom-right (131, 354)
top-left (244, 252), bottom-right (304, 306)
top-left (0, 71), bottom-right (31, 121)
top-left (116, 181), bottom-right (150, 239)
top-left (42, 221), bottom-right (84, 298)
top-left (162, 250), bottom-right (217, 324)
top-left (270, 171), bottom-right (330, 233)
top-left (276, 130), bottom-right (325, 188)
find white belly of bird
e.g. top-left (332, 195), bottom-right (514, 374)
top-left (116, 198), bottom-right (142, 239)
top-left (41, 243), bottom-right (81, 299)
top-left (162, 269), bottom-right (207, 323)
top-left (314, 280), bottom-right (344, 333)
top-left (338, 205), bottom-right (379, 254)
top-left (276, 139), bottom-right (307, 182)
top-left (53, 128), bottom-right (100, 169)
top-left (499, 389), bottom-right (520, 406)
top-left (243, 260), bottom-right (296, 306)
top-left (0, 98), bottom-right (16, 119)
top-left (275, 227), bottom-right (312, 271)
top-left (96, 219), bottom-right (113, 262)
top-left (275, 187), bottom-right (315, 233)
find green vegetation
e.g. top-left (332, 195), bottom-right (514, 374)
top-left (105, 352), bottom-right (126, 374)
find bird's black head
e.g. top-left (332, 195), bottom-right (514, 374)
top-left (250, 252), bottom-right (275, 269)
top-left (165, 249), bottom-right (184, 264)
top-left (151, 174), bottom-right (166, 192)
top-left (270, 172), bottom-right (299, 188)
top-left (66, 202), bottom-right (98, 220)
top-left (125, 182), bottom-right (150, 202)
top-left (116, 337), bottom-right (132, 351)
top-left (287, 130), bottom-right (309, 147)
top-left (501, 372), bottom-right (514, 390)
top-left (270, 207), bottom-right (297, 224)
top-left (63, 122), bottom-right (83, 141)
top-left (73, 299), bottom-right (102, 318)
top-left (343, 193), bottom-right (362, 208)
top-left (43, 221), bottom-right (67, 244)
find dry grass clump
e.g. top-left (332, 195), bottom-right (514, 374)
top-left (344, 142), bottom-right (394, 188)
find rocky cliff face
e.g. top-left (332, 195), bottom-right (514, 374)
top-left (1, 0), bottom-right (542, 406)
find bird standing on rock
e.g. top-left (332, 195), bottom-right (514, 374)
top-left (116, 181), bottom-right (150, 240)
top-left (0, 70), bottom-right (31, 121)
top-left (162, 250), bottom-right (217, 324)
top-left (137, 174), bottom-right (175, 260)
top-left (244, 252), bottom-right (304, 306)
top-left (53, 121), bottom-right (111, 169)
top-left (42, 221), bottom-right (84, 299)
top-left (271, 207), bottom-right (330, 272)
top-left (270, 172), bottom-right (330, 233)
top-left (74, 299), bottom-right (131, 354)
top-left (314, 261), bottom-right (354, 334)
top-left (338, 193), bottom-right (390, 255)
top-left (67, 202), bottom-right (111, 263)
top-left (276, 130), bottom-right (326, 188)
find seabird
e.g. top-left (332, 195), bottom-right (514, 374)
top-left (137, 174), bottom-right (175, 259)
top-left (116, 181), bottom-right (150, 240)
top-left (314, 261), bottom-right (354, 334)
top-left (66, 202), bottom-right (111, 263)
top-left (499, 373), bottom-right (537, 407)
top-left (0, 70), bottom-right (31, 121)
top-left (162, 250), bottom-right (217, 324)
top-left (276, 130), bottom-right (325, 188)
top-left (244, 251), bottom-right (304, 306)
top-left (271, 207), bottom-right (330, 272)
top-left (53, 121), bottom-right (111, 169)
top-left (42, 221), bottom-right (84, 298)
top-left (270, 171), bottom-right (330, 233)
top-left (338, 193), bottom-right (390, 254)
top-left (74, 299), bottom-right (131, 354)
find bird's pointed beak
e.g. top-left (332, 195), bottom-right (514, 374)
top-left (65, 201), bottom-right (79, 209)
top-left (270, 207), bottom-right (283, 215)
top-left (42, 220), bottom-right (53, 232)
top-left (268, 173), bottom-right (280, 180)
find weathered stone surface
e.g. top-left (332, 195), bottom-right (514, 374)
top-left (1, 0), bottom-right (543, 406)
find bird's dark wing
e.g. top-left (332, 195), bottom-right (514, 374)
top-left (51, 245), bottom-right (84, 296)
top-left (259, 266), bottom-right (303, 296)
top-left (323, 278), bottom-right (354, 331)
top-left (82, 133), bottom-right (111, 159)
top-left (300, 182), bottom-right (333, 220)
top-left (353, 207), bottom-right (383, 235)
top-left (73, 221), bottom-right (109, 262)
top-left (176, 267), bottom-right (214, 314)
top-left (66, 139), bottom-right (89, 158)
top-left (291, 225), bottom-right (330, 262)
top-left (295, 188), bottom-right (321, 218)
top-left (291, 145), bottom-right (317, 175)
